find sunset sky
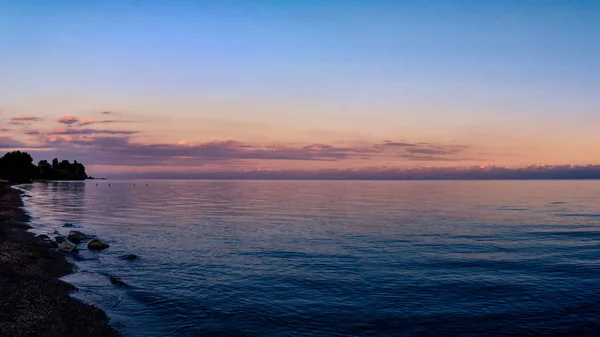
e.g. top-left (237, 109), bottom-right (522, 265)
top-left (1, 0), bottom-right (599, 178)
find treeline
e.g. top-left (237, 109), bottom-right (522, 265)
top-left (0, 151), bottom-right (88, 183)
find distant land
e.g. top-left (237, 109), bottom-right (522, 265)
top-left (111, 165), bottom-right (600, 180)
top-left (2, 150), bottom-right (600, 181)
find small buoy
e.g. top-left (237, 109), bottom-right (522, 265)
top-left (134, 183), bottom-right (136, 186)
top-left (108, 184), bottom-right (111, 186)
top-left (146, 184), bottom-right (148, 186)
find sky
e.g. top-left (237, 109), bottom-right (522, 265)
top-left (1, 0), bottom-right (599, 178)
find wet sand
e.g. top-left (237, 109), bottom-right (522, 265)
top-left (0, 184), bottom-right (119, 336)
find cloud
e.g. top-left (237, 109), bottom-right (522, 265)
top-left (67, 138), bottom-right (349, 162)
top-left (78, 119), bottom-right (95, 126)
top-left (78, 119), bottom-right (133, 126)
top-left (11, 116), bottom-right (42, 122)
top-left (26, 135), bottom-right (473, 169)
top-left (303, 144), bottom-right (334, 151)
top-left (47, 128), bottom-right (138, 135)
top-left (8, 113), bottom-right (472, 170)
top-left (9, 116), bottom-right (42, 125)
top-left (24, 130), bottom-right (41, 135)
top-left (0, 136), bottom-right (25, 149)
top-left (33, 134), bottom-right (70, 146)
top-left (71, 136), bottom-right (130, 148)
top-left (367, 141), bottom-right (471, 160)
top-left (18, 128), bottom-right (600, 180)
top-left (403, 145), bottom-right (469, 158)
top-left (57, 115), bottom-right (133, 126)
top-left (381, 141), bottom-right (417, 147)
top-left (57, 116), bottom-right (79, 125)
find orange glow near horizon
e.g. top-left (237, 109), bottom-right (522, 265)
top-left (2, 107), bottom-right (600, 177)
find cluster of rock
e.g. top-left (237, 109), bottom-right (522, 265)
top-left (55, 230), bottom-right (110, 252)
top-left (37, 225), bottom-right (140, 289)
top-left (37, 226), bottom-right (138, 288)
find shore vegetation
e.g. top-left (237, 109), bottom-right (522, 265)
top-left (0, 151), bottom-right (88, 183)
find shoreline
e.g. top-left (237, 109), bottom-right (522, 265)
top-left (0, 183), bottom-right (119, 336)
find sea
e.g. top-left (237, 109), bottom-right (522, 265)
top-left (17, 180), bottom-right (600, 336)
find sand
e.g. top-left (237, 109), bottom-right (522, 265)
top-left (0, 184), bottom-right (120, 336)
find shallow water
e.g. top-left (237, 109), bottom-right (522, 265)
top-left (19, 180), bottom-right (600, 336)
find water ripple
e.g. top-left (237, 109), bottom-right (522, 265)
top-left (18, 180), bottom-right (600, 336)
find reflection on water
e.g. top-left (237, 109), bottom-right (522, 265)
top-left (20, 180), bottom-right (600, 336)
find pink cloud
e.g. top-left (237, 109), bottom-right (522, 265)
top-left (0, 136), bottom-right (25, 149)
top-left (9, 112), bottom-right (474, 173)
top-left (47, 128), bottom-right (138, 135)
top-left (24, 130), bottom-right (41, 135)
top-left (57, 116), bottom-right (79, 125)
top-left (25, 135), bottom-right (473, 168)
top-left (78, 119), bottom-right (133, 126)
top-left (11, 116), bottom-right (42, 122)
top-left (9, 116), bottom-right (42, 125)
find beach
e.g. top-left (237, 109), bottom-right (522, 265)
top-left (0, 183), bottom-right (119, 336)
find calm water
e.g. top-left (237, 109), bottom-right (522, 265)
top-left (18, 180), bottom-right (600, 336)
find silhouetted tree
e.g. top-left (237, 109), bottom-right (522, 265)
top-left (0, 151), bottom-right (37, 183)
top-left (0, 152), bottom-right (88, 182)
top-left (38, 160), bottom-right (50, 168)
top-left (38, 160), bottom-right (52, 178)
top-left (59, 160), bottom-right (70, 170)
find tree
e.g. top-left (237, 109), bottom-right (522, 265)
top-left (59, 160), bottom-right (70, 170)
top-left (0, 152), bottom-right (88, 182)
top-left (0, 151), bottom-right (37, 183)
top-left (38, 160), bottom-right (50, 168)
top-left (38, 160), bottom-right (52, 178)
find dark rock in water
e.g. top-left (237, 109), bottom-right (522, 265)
top-left (67, 230), bottom-right (89, 244)
top-left (37, 234), bottom-right (50, 240)
top-left (55, 236), bottom-right (66, 244)
top-left (88, 239), bottom-right (110, 250)
top-left (120, 254), bottom-right (138, 260)
top-left (63, 223), bottom-right (75, 228)
top-left (68, 237), bottom-right (81, 244)
top-left (107, 273), bottom-right (126, 286)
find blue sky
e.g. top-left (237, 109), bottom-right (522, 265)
top-left (3, 0), bottom-right (598, 105)
top-left (1, 0), bottom-right (600, 175)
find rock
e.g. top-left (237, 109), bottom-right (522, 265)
top-left (107, 273), bottom-right (126, 286)
top-left (55, 236), bottom-right (65, 244)
top-left (63, 223), bottom-right (75, 228)
top-left (87, 239), bottom-right (110, 250)
top-left (37, 234), bottom-right (50, 240)
top-left (58, 239), bottom-right (77, 252)
top-left (67, 230), bottom-right (89, 244)
top-left (120, 254), bottom-right (138, 260)
top-left (44, 241), bottom-right (59, 249)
